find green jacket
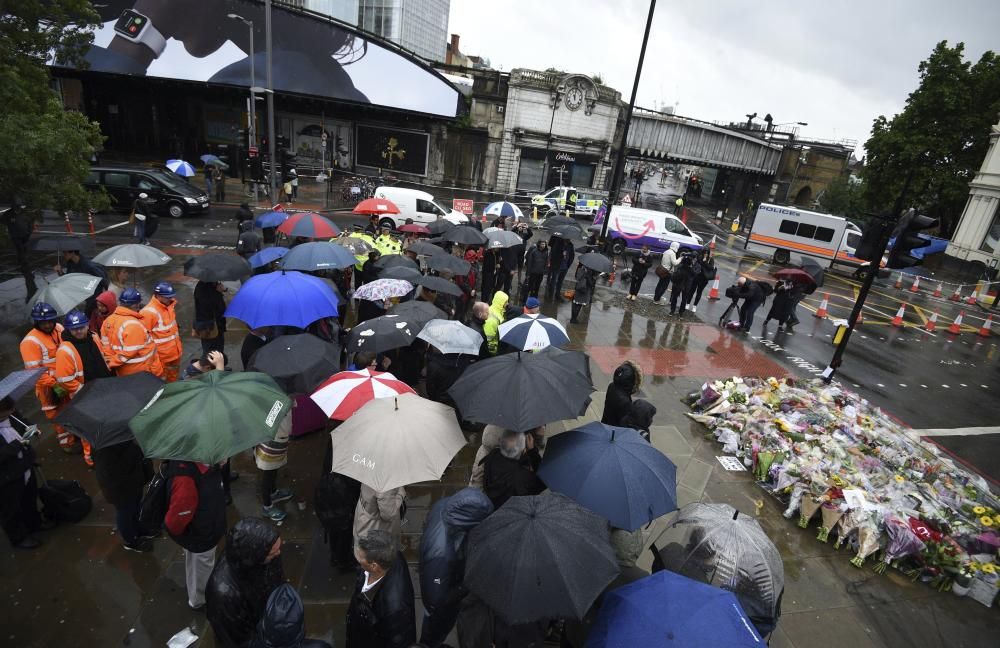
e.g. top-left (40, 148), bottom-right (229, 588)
top-left (483, 291), bottom-right (509, 355)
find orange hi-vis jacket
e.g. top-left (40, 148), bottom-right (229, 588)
top-left (101, 306), bottom-right (164, 377)
top-left (19, 324), bottom-right (64, 414)
top-left (140, 298), bottom-right (182, 365)
top-left (55, 332), bottom-right (109, 397)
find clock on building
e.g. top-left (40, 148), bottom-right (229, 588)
top-left (564, 84), bottom-right (584, 111)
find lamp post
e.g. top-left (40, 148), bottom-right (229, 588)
top-left (227, 13), bottom-right (256, 200)
top-left (265, 0), bottom-right (277, 203)
top-left (749, 119), bottom-right (807, 210)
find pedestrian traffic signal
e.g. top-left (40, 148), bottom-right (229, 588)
top-left (886, 208), bottom-right (938, 269)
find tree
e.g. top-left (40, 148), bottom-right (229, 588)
top-left (819, 174), bottom-right (865, 222)
top-left (0, 0), bottom-right (107, 215)
top-left (861, 41), bottom-right (1000, 237)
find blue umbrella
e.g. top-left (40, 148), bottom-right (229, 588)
top-left (165, 159), bottom-right (196, 177)
top-left (484, 201), bottom-right (524, 220)
top-left (225, 271), bottom-right (340, 329)
top-left (248, 246), bottom-right (289, 269)
top-left (280, 241), bottom-right (356, 271)
top-left (255, 210), bottom-right (288, 228)
top-left (199, 154), bottom-right (228, 169)
top-left (498, 314), bottom-right (569, 351)
top-left (588, 570), bottom-right (763, 647)
top-left (537, 422), bottom-right (677, 531)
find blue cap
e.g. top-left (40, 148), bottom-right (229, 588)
top-left (525, 297), bottom-right (540, 309)
top-left (154, 281), bottom-right (176, 298)
top-left (119, 288), bottom-right (142, 305)
top-left (64, 310), bottom-right (89, 329)
top-left (30, 302), bottom-right (58, 322)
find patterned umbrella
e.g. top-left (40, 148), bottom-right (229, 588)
top-left (346, 314), bottom-right (417, 354)
top-left (277, 212), bottom-right (341, 238)
top-left (353, 278), bottom-right (414, 302)
top-left (165, 159), bottom-right (196, 177)
top-left (353, 197), bottom-right (400, 215)
top-left (310, 368), bottom-right (416, 420)
top-left (499, 314), bottom-right (570, 350)
top-left (484, 201), bottom-right (524, 220)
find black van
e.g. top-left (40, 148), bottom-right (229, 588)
top-left (84, 165), bottom-right (210, 218)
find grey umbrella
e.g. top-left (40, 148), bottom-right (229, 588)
top-left (654, 502), bottom-right (785, 634)
top-left (0, 368), bottom-right (44, 402)
top-left (29, 236), bottom-right (96, 254)
top-left (426, 253), bottom-right (472, 275)
top-left (417, 319), bottom-right (483, 355)
top-left (93, 243), bottom-right (170, 268)
top-left (485, 230), bottom-right (522, 249)
top-left (444, 226), bottom-right (489, 246)
top-left (417, 275), bottom-right (463, 297)
top-left (379, 266), bottom-right (424, 282)
top-left (28, 273), bottom-right (103, 314)
top-left (407, 240), bottom-right (444, 257)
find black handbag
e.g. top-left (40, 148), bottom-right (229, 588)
top-left (37, 468), bottom-right (92, 524)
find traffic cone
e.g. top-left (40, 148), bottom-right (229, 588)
top-left (950, 285), bottom-right (962, 301)
top-left (948, 311), bottom-right (964, 335)
top-left (681, 207), bottom-right (688, 224)
top-left (63, 211), bottom-right (74, 234)
top-left (891, 304), bottom-right (906, 327)
top-left (532, 206), bottom-right (539, 222)
top-left (87, 209), bottom-right (96, 235)
top-left (926, 311), bottom-right (938, 332)
top-left (933, 283), bottom-right (943, 298)
top-left (814, 293), bottom-right (829, 318)
top-left (853, 309), bottom-right (863, 326)
top-left (979, 314), bottom-right (994, 337)
top-left (708, 235), bottom-right (716, 252)
top-left (966, 286), bottom-right (980, 305)
top-left (894, 272), bottom-right (903, 289)
top-left (909, 276), bottom-right (920, 293)
top-left (708, 275), bottom-right (721, 300)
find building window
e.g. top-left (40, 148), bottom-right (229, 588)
top-left (570, 164), bottom-right (595, 188)
top-left (517, 157), bottom-right (545, 192)
top-left (980, 200), bottom-right (1000, 254)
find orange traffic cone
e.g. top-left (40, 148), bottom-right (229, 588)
top-left (948, 311), bottom-right (964, 334)
top-left (708, 235), bottom-right (716, 252)
top-left (966, 287), bottom-right (980, 305)
top-left (894, 273), bottom-right (903, 289)
top-left (63, 211), bottom-right (74, 234)
top-left (708, 275), bottom-right (721, 300)
top-left (933, 282), bottom-right (943, 298)
top-left (926, 311), bottom-right (938, 332)
top-left (979, 314), bottom-right (994, 337)
top-left (950, 285), bottom-right (962, 301)
top-left (891, 304), bottom-right (906, 327)
top-left (815, 293), bottom-right (829, 318)
top-left (87, 210), bottom-right (96, 235)
top-left (909, 276), bottom-right (920, 293)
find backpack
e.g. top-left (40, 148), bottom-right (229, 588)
top-left (38, 476), bottom-right (92, 523)
top-left (314, 472), bottom-right (358, 541)
top-left (138, 464), bottom-right (169, 531)
top-left (237, 231), bottom-right (261, 255)
top-left (758, 281), bottom-right (775, 297)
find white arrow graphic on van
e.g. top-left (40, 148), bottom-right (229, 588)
top-left (613, 217), bottom-right (656, 240)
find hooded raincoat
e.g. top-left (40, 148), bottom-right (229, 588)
top-left (249, 584), bottom-right (332, 648)
top-left (483, 291), bottom-right (508, 355)
top-left (206, 518), bottom-right (286, 648)
top-left (601, 360), bottom-right (643, 427)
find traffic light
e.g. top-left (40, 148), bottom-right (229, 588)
top-left (886, 208), bottom-right (939, 268)
top-left (853, 218), bottom-right (890, 262)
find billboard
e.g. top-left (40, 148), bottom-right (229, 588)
top-left (355, 125), bottom-right (429, 176)
top-left (53, 0), bottom-right (460, 118)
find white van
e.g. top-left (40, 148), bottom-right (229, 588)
top-left (598, 205), bottom-right (702, 255)
top-left (745, 203), bottom-right (863, 268)
top-left (373, 186), bottom-right (469, 228)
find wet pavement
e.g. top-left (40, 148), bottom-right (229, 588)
top-left (1, 199), bottom-right (998, 647)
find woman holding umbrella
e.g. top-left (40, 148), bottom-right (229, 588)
top-left (571, 266), bottom-right (598, 324)
top-left (763, 280), bottom-right (803, 332)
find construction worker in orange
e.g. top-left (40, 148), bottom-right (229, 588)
top-left (19, 302), bottom-right (75, 452)
top-left (55, 310), bottom-right (113, 467)
top-left (101, 288), bottom-right (164, 378)
top-left (141, 282), bottom-right (182, 382)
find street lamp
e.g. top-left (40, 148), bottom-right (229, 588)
top-left (228, 13), bottom-right (257, 200)
top-left (264, 0), bottom-right (277, 203)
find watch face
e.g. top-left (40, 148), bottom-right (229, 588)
top-left (115, 10), bottom-right (147, 38)
top-left (565, 86), bottom-right (584, 111)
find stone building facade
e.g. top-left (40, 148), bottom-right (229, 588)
top-left (946, 116), bottom-right (1000, 264)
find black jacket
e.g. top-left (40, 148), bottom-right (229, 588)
top-left (524, 245), bottom-right (549, 275)
top-left (0, 415), bottom-right (34, 488)
top-left (241, 332), bottom-right (270, 370)
top-left (737, 280), bottom-right (765, 305)
top-left (346, 550), bottom-right (416, 648)
top-left (65, 256), bottom-right (107, 280)
top-left (93, 440), bottom-right (151, 507)
top-left (573, 268), bottom-right (597, 305)
top-left (481, 449), bottom-right (545, 510)
top-left (164, 461), bottom-right (227, 553)
top-left (249, 583), bottom-right (332, 648)
top-left (601, 362), bottom-right (638, 426)
top-left (207, 518), bottom-right (286, 648)
top-left (425, 353), bottom-right (475, 406)
top-left (67, 334), bottom-right (111, 381)
top-left (194, 281), bottom-right (228, 332)
top-left (419, 488), bottom-right (494, 611)
top-left (631, 252), bottom-right (651, 279)
top-left (236, 205), bottom-right (254, 224)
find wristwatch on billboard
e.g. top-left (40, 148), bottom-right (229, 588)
top-left (113, 9), bottom-right (166, 57)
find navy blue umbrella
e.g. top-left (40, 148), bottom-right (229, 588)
top-left (255, 210), bottom-right (288, 228)
top-left (280, 241), bottom-right (356, 271)
top-left (248, 246), bottom-right (289, 269)
top-left (537, 422), bottom-right (677, 531)
top-left (225, 271), bottom-right (340, 329)
top-left (588, 570), bottom-right (763, 647)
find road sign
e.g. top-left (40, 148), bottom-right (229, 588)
top-left (452, 198), bottom-right (474, 215)
top-left (248, 146), bottom-right (259, 158)
top-left (620, 193), bottom-right (632, 206)
top-left (321, 132), bottom-right (328, 142)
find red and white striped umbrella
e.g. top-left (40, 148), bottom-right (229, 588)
top-left (310, 368), bottom-right (416, 420)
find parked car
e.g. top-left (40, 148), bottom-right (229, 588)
top-left (372, 186), bottom-right (468, 228)
top-left (84, 165), bottom-right (210, 218)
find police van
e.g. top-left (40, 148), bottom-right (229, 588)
top-left (745, 203), bottom-right (864, 268)
top-left (531, 186), bottom-right (605, 217)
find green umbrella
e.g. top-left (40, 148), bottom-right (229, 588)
top-left (130, 371), bottom-right (291, 464)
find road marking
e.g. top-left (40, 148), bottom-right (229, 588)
top-left (899, 383), bottom-right (907, 387)
top-left (915, 426), bottom-right (1000, 437)
top-left (942, 384), bottom-right (950, 388)
top-left (921, 384), bottom-right (928, 388)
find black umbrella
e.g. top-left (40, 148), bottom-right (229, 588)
top-left (799, 257), bottom-right (825, 293)
top-left (407, 240), bottom-right (445, 257)
top-left (579, 251), bottom-right (613, 274)
top-left (443, 226), bottom-right (489, 246)
top-left (373, 254), bottom-right (420, 272)
top-left (464, 491), bottom-right (618, 624)
top-left (54, 372), bottom-right (163, 450)
top-left (426, 253), bottom-right (472, 275)
top-left (388, 300), bottom-right (448, 329)
top-left (542, 215), bottom-right (581, 230)
top-left (29, 236), bottom-right (96, 254)
top-left (535, 346), bottom-right (593, 384)
top-left (184, 254), bottom-right (252, 282)
top-left (379, 266), bottom-right (424, 282)
top-left (427, 220), bottom-right (456, 236)
top-left (417, 275), bottom-right (463, 297)
top-left (449, 352), bottom-right (594, 431)
top-left (247, 333), bottom-right (341, 394)
top-left (346, 314), bottom-right (418, 354)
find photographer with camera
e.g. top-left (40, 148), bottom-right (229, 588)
top-left (734, 277), bottom-right (769, 332)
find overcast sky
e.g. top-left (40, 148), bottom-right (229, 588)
top-left (449, 0), bottom-right (999, 156)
